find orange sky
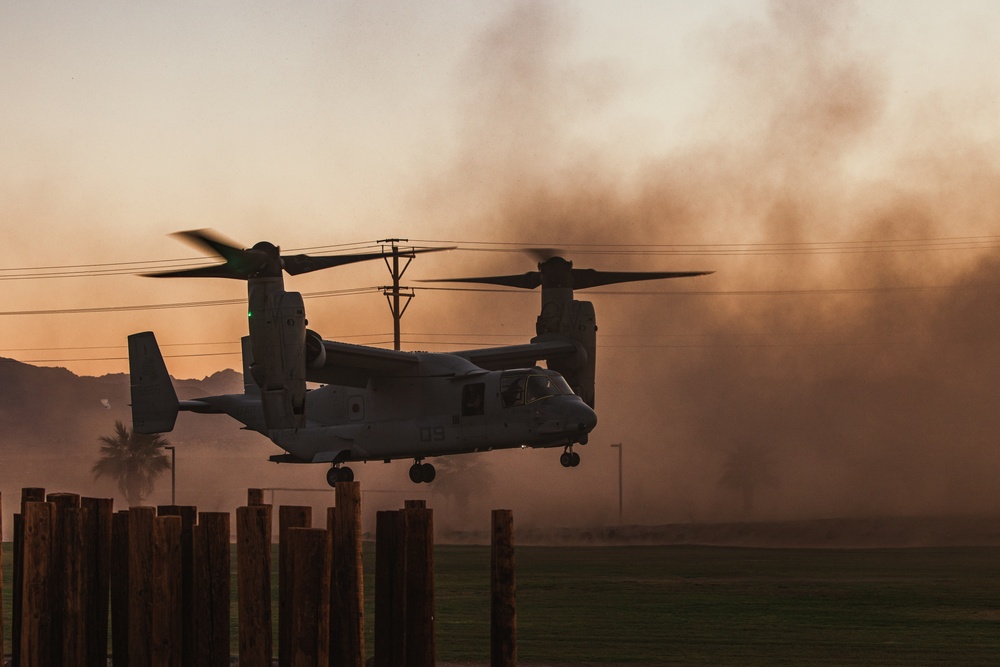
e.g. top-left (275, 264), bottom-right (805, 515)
top-left (3, 1), bottom-right (1000, 379)
top-left (7, 1), bottom-right (1000, 524)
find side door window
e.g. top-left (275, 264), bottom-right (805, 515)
top-left (462, 383), bottom-right (485, 416)
top-left (500, 376), bottom-right (525, 408)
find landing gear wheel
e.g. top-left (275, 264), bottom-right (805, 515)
top-left (560, 446), bottom-right (581, 468)
top-left (409, 461), bottom-right (436, 483)
top-left (327, 465), bottom-right (355, 487)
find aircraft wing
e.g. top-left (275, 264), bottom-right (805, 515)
top-left (307, 340), bottom-right (420, 387)
top-left (451, 338), bottom-right (581, 371)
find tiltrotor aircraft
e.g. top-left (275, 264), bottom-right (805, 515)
top-left (129, 231), bottom-right (710, 485)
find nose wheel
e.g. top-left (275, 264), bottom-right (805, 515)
top-left (409, 460), bottom-right (436, 484)
top-left (560, 447), bottom-right (581, 468)
top-left (326, 465), bottom-right (354, 487)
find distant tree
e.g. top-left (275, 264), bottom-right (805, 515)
top-left (719, 442), bottom-right (779, 518)
top-left (431, 456), bottom-right (494, 523)
top-left (92, 420), bottom-right (171, 506)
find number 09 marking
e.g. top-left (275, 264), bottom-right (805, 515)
top-left (420, 426), bottom-right (446, 442)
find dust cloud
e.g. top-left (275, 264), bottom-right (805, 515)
top-left (404, 0), bottom-right (1000, 531)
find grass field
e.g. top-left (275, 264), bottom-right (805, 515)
top-left (5, 542), bottom-right (1000, 665)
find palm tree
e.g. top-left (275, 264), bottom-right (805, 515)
top-left (92, 420), bottom-right (172, 506)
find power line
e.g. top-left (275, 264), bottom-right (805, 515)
top-left (4, 233), bottom-right (1000, 280)
top-left (2, 327), bottom-right (929, 365)
top-left (0, 286), bottom-right (380, 316)
top-left (410, 235), bottom-right (1000, 256)
top-left (415, 282), bottom-right (1000, 296)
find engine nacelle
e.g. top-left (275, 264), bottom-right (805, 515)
top-left (247, 282), bottom-right (307, 429)
top-left (305, 329), bottom-right (327, 369)
top-left (533, 299), bottom-right (597, 407)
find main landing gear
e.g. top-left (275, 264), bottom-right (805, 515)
top-left (409, 460), bottom-right (436, 484)
top-left (326, 465), bottom-right (354, 487)
top-left (560, 446), bottom-right (581, 468)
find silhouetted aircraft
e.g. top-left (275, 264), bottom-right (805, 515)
top-left (129, 231), bottom-right (710, 485)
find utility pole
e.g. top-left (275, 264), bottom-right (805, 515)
top-left (610, 443), bottom-right (622, 522)
top-left (375, 240), bottom-right (454, 351)
top-left (378, 238), bottom-right (416, 351)
top-left (376, 239), bottom-right (416, 350)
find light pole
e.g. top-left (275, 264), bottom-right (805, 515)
top-left (610, 443), bottom-right (622, 522)
top-left (164, 445), bottom-right (176, 505)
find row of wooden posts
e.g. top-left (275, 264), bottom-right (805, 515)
top-left (1, 486), bottom-right (518, 667)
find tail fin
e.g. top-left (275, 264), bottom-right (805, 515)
top-left (128, 331), bottom-right (179, 433)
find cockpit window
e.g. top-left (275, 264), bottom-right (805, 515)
top-left (501, 370), bottom-right (574, 407)
top-left (551, 375), bottom-right (574, 395)
top-left (525, 375), bottom-right (563, 403)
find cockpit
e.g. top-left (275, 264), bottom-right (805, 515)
top-left (500, 369), bottom-right (575, 408)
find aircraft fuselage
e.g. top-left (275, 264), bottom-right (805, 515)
top-left (194, 352), bottom-right (597, 465)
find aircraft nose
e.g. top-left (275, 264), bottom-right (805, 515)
top-left (570, 400), bottom-right (598, 434)
top-left (533, 398), bottom-right (598, 438)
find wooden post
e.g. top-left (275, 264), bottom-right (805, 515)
top-left (82, 497), bottom-right (114, 667)
top-left (20, 500), bottom-right (54, 667)
top-left (279, 505), bottom-right (312, 667)
top-left (404, 505), bottom-right (435, 667)
top-left (490, 509), bottom-right (516, 667)
top-left (329, 481), bottom-right (365, 667)
top-left (0, 491), bottom-right (3, 661)
top-left (287, 527), bottom-right (330, 667)
top-left (237, 504), bottom-right (273, 667)
top-left (62, 505), bottom-right (87, 667)
top-left (248, 488), bottom-right (265, 507)
top-left (129, 506), bottom-right (157, 667)
top-left (158, 504), bottom-right (198, 667)
top-left (153, 515), bottom-right (183, 667)
top-left (110, 511), bottom-right (130, 667)
top-left (374, 510), bottom-right (407, 667)
top-left (194, 512), bottom-right (231, 667)
top-left (47, 492), bottom-right (83, 667)
top-left (13, 487), bottom-right (46, 666)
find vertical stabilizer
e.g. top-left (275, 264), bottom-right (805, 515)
top-left (128, 331), bottom-right (179, 433)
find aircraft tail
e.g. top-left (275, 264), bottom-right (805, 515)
top-left (128, 331), bottom-right (179, 433)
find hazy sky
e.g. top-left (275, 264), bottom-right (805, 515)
top-left (6, 1), bottom-right (1000, 524)
top-left (3, 0), bottom-right (1000, 377)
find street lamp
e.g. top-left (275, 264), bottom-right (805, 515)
top-left (610, 443), bottom-right (622, 522)
top-left (164, 445), bottom-right (176, 505)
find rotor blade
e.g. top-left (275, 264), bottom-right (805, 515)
top-left (170, 229), bottom-right (271, 277)
top-left (420, 271), bottom-right (542, 289)
top-left (283, 246), bottom-right (456, 275)
top-left (142, 264), bottom-right (249, 280)
top-left (572, 269), bottom-right (714, 289)
top-left (283, 251), bottom-right (391, 275)
top-left (172, 229), bottom-right (248, 264)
